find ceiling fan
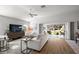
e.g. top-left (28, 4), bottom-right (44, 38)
top-left (28, 9), bottom-right (38, 18)
top-left (28, 5), bottom-right (46, 18)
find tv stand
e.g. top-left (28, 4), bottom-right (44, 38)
top-left (7, 31), bottom-right (25, 41)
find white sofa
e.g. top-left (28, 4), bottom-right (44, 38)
top-left (28, 33), bottom-right (48, 51)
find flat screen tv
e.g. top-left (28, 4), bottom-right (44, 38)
top-left (9, 24), bottom-right (22, 32)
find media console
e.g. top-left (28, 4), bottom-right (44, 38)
top-left (7, 31), bottom-right (25, 41)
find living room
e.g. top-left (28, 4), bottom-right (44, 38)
top-left (0, 5), bottom-right (79, 54)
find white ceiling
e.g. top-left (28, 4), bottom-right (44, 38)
top-left (0, 5), bottom-right (79, 23)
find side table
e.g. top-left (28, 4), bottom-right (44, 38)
top-left (21, 38), bottom-right (32, 54)
top-left (0, 38), bottom-right (9, 52)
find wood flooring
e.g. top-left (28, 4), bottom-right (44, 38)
top-left (32, 38), bottom-right (75, 54)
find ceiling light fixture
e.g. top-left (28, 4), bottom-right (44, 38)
top-left (41, 5), bottom-right (46, 8)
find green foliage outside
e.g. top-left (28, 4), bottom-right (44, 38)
top-left (47, 25), bottom-right (64, 35)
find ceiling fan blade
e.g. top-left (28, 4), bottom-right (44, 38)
top-left (28, 9), bottom-right (38, 17)
top-left (29, 13), bottom-right (33, 17)
top-left (29, 13), bottom-right (37, 17)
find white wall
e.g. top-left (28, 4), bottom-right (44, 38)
top-left (0, 15), bottom-right (29, 35)
top-left (65, 22), bottom-right (70, 40)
